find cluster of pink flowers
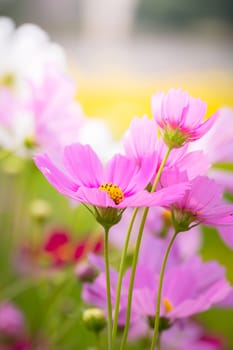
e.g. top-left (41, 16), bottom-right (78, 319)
top-left (83, 234), bottom-right (230, 349)
top-left (0, 302), bottom-right (31, 350)
top-left (33, 86), bottom-right (233, 349)
top-left (1, 17), bottom-right (233, 350)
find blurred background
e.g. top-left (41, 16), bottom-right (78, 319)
top-left (1, 0), bottom-right (233, 135)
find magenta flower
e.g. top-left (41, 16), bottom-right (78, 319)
top-left (123, 115), bottom-right (210, 181)
top-left (0, 67), bottom-right (84, 157)
top-left (125, 258), bottom-right (231, 325)
top-left (161, 321), bottom-right (225, 350)
top-left (35, 143), bottom-right (188, 227)
top-left (82, 254), bottom-right (231, 335)
top-left (27, 67), bottom-right (84, 155)
top-left (0, 302), bottom-right (25, 338)
top-left (152, 88), bottom-right (218, 147)
top-left (160, 172), bottom-right (233, 231)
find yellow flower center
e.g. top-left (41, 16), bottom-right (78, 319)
top-left (99, 183), bottom-right (124, 205)
top-left (162, 298), bottom-right (174, 313)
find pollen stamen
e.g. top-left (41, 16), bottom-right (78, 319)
top-left (99, 182), bottom-right (124, 205)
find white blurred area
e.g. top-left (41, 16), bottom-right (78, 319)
top-left (0, 0), bottom-right (233, 76)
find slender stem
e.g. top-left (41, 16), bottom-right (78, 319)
top-left (151, 147), bottom-right (172, 193)
top-left (96, 332), bottom-right (102, 350)
top-left (120, 147), bottom-right (172, 350)
top-left (157, 335), bottom-right (161, 350)
top-left (112, 208), bottom-right (138, 343)
top-left (120, 207), bottom-right (149, 350)
top-left (104, 227), bottom-right (113, 350)
top-left (150, 230), bottom-right (178, 350)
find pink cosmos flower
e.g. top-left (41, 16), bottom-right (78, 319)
top-left (160, 171), bottom-right (233, 231)
top-left (0, 302), bottom-right (25, 338)
top-left (123, 115), bottom-right (210, 181)
top-left (34, 143), bottom-right (189, 227)
top-left (27, 66), bottom-right (84, 155)
top-left (152, 88), bottom-right (218, 147)
top-left (0, 67), bottom-right (84, 157)
top-left (161, 321), bottom-right (225, 350)
top-left (82, 253), bottom-right (231, 336)
top-left (123, 258), bottom-right (231, 326)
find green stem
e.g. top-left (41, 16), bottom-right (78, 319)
top-left (96, 332), bottom-right (102, 350)
top-left (150, 230), bottom-right (178, 350)
top-left (104, 227), bottom-right (113, 350)
top-left (157, 335), bottom-right (161, 350)
top-left (120, 147), bottom-right (172, 350)
top-left (120, 206), bottom-right (149, 350)
top-left (151, 147), bottom-right (172, 193)
top-left (112, 207), bottom-right (138, 343)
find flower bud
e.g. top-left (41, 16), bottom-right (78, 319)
top-left (30, 199), bottom-right (52, 223)
top-left (82, 308), bottom-right (106, 333)
top-left (75, 261), bottom-right (98, 283)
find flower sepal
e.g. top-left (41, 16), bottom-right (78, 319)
top-left (148, 315), bottom-right (171, 333)
top-left (163, 127), bottom-right (188, 148)
top-left (172, 207), bottom-right (197, 233)
top-left (95, 206), bottom-right (124, 230)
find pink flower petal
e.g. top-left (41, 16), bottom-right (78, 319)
top-left (63, 143), bottom-right (103, 187)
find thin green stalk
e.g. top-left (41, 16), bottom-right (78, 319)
top-left (96, 332), bottom-right (102, 350)
top-left (120, 147), bottom-right (172, 350)
top-left (157, 335), bottom-right (161, 350)
top-left (104, 227), bottom-right (113, 350)
top-left (151, 147), bottom-right (172, 193)
top-left (150, 230), bottom-right (178, 350)
top-left (120, 206), bottom-right (149, 350)
top-left (112, 207), bottom-right (139, 343)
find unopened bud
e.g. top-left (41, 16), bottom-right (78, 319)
top-left (82, 308), bottom-right (106, 333)
top-left (75, 262), bottom-right (98, 282)
top-left (30, 199), bottom-right (52, 223)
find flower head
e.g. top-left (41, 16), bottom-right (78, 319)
top-left (160, 172), bottom-right (233, 232)
top-left (0, 302), bottom-right (25, 338)
top-left (123, 115), bottom-right (210, 183)
top-left (0, 17), bottom-right (66, 88)
top-left (35, 143), bottom-right (188, 228)
top-left (152, 88), bottom-right (218, 148)
top-left (124, 257), bottom-right (231, 328)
